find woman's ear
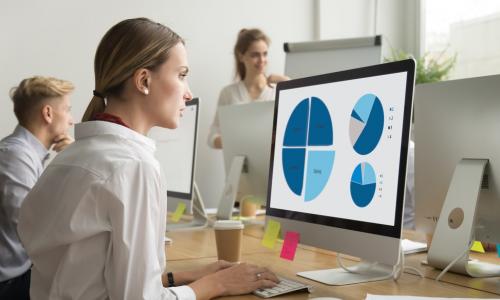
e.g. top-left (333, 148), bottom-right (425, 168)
top-left (237, 52), bottom-right (244, 63)
top-left (134, 68), bottom-right (151, 95)
top-left (41, 104), bottom-right (53, 124)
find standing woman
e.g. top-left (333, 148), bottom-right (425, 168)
top-left (208, 28), bottom-right (289, 149)
top-left (18, 18), bottom-right (277, 300)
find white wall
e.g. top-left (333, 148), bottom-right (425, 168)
top-left (317, 0), bottom-right (421, 59)
top-left (0, 0), bottom-right (314, 208)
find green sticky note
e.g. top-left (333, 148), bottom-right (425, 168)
top-left (470, 241), bottom-right (485, 253)
top-left (171, 202), bottom-right (186, 223)
top-left (262, 220), bottom-right (281, 249)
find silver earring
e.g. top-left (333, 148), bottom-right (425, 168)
top-left (144, 88), bottom-right (149, 95)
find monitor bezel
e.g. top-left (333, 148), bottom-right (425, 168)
top-left (266, 59), bottom-right (415, 239)
top-left (166, 97), bottom-right (199, 201)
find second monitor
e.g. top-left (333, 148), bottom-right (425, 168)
top-left (216, 101), bottom-right (275, 220)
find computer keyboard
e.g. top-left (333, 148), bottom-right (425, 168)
top-left (253, 276), bottom-right (313, 298)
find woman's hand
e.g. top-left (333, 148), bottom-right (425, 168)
top-left (213, 136), bottom-right (223, 149)
top-left (188, 263), bottom-right (279, 300)
top-left (195, 260), bottom-right (236, 280)
top-left (166, 260), bottom-right (235, 286)
top-left (266, 74), bottom-right (290, 86)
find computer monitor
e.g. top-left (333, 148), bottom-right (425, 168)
top-left (266, 59), bottom-right (415, 285)
top-left (216, 101), bottom-right (274, 220)
top-left (148, 98), bottom-right (207, 230)
top-left (415, 75), bottom-right (500, 277)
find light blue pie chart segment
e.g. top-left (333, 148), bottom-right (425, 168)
top-left (350, 162), bottom-right (377, 207)
top-left (350, 94), bottom-right (384, 155)
top-left (304, 151), bottom-right (335, 201)
top-left (284, 98), bottom-right (309, 147)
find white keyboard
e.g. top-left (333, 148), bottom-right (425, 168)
top-left (253, 276), bottom-right (313, 298)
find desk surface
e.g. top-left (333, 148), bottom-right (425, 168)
top-left (166, 224), bottom-right (500, 299)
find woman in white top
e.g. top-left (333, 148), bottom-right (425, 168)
top-left (208, 28), bottom-right (289, 149)
top-left (18, 18), bottom-right (278, 300)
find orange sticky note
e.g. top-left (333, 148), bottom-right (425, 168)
top-left (470, 241), bottom-right (485, 253)
top-left (262, 220), bottom-right (281, 249)
top-left (171, 202), bottom-right (186, 223)
top-left (280, 231), bottom-right (300, 261)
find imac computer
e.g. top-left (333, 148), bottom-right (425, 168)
top-left (216, 101), bottom-right (274, 220)
top-left (415, 75), bottom-right (500, 277)
top-left (266, 59), bottom-right (416, 285)
top-left (148, 98), bottom-right (208, 230)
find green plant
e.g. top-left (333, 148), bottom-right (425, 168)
top-left (384, 49), bottom-right (457, 84)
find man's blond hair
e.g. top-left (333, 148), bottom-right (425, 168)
top-left (10, 76), bottom-right (74, 126)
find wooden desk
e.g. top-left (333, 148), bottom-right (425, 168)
top-left (166, 225), bottom-right (500, 299)
top-left (166, 228), bottom-right (274, 260)
top-left (404, 251), bottom-right (500, 295)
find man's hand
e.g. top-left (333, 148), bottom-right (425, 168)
top-left (52, 134), bottom-right (74, 152)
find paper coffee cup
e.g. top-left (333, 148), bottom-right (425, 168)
top-left (241, 198), bottom-right (258, 217)
top-left (214, 220), bottom-right (244, 262)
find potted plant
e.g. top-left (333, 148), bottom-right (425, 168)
top-left (384, 49), bottom-right (457, 84)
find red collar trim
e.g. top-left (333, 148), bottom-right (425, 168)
top-left (92, 113), bottom-right (130, 128)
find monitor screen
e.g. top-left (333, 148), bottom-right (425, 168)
top-left (149, 98), bottom-right (199, 201)
top-left (267, 60), bottom-right (415, 240)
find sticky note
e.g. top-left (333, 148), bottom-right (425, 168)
top-left (496, 244), bottom-right (500, 257)
top-left (262, 220), bottom-right (281, 249)
top-left (470, 241), bottom-right (485, 253)
top-left (171, 202), bottom-right (186, 223)
top-left (280, 231), bottom-right (300, 261)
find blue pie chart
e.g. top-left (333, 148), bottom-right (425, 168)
top-left (349, 94), bottom-right (384, 155)
top-left (282, 97), bottom-right (335, 201)
top-left (350, 162), bottom-right (377, 207)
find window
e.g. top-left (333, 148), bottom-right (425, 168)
top-left (424, 0), bottom-right (500, 79)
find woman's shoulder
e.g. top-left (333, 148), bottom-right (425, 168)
top-left (220, 81), bottom-right (241, 95)
top-left (218, 81), bottom-right (245, 105)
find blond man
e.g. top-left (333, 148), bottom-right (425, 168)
top-left (0, 76), bottom-right (74, 299)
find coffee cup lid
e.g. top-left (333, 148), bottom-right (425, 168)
top-left (214, 220), bottom-right (244, 230)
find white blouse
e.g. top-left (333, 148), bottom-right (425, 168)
top-left (207, 81), bottom-right (275, 148)
top-left (18, 121), bottom-right (195, 300)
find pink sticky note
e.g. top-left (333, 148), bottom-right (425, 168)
top-left (280, 231), bottom-right (300, 261)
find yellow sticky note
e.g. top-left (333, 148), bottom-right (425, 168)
top-left (262, 220), bottom-right (281, 249)
top-left (470, 241), bottom-right (485, 253)
top-left (171, 202), bottom-right (186, 223)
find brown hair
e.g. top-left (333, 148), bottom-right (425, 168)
top-left (234, 28), bottom-right (270, 80)
top-left (82, 17), bottom-right (184, 122)
top-left (10, 76), bottom-right (74, 126)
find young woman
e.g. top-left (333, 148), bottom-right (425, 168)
top-left (18, 18), bottom-right (278, 300)
top-left (208, 28), bottom-right (289, 149)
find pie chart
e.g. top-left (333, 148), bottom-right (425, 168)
top-left (350, 162), bottom-right (377, 207)
top-left (282, 97), bottom-right (335, 201)
top-left (350, 94), bottom-right (384, 155)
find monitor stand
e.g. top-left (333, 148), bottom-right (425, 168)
top-left (297, 260), bottom-right (394, 285)
top-left (427, 158), bottom-right (500, 277)
top-left (166, 182), bottom-right (208, 231)
top-left (216, 155), bottom-right (246, 220)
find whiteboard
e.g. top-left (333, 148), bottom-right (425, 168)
top-left (284, 35), bottom-right (382, 79)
